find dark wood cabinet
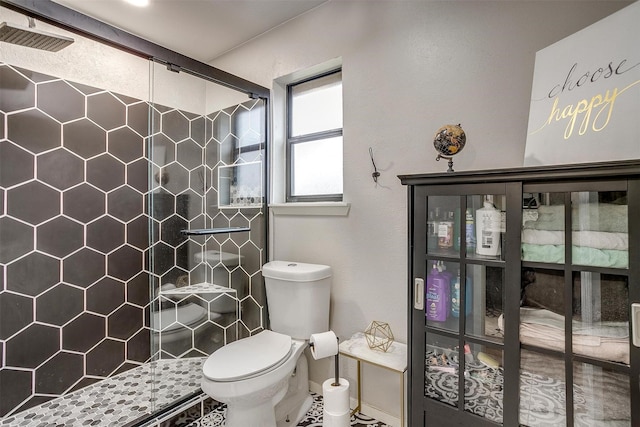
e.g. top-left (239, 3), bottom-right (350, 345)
top-left (400, 161), bottom-right (640, 426)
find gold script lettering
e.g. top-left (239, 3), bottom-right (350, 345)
top-left (530, 79), bottom-right (640, 139)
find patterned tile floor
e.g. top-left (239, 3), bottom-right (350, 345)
top-left (1, 358), bottom-right (389, 427)
top-left (186, 394), bottom-right (389, 427)
top-left (0, 358), bottom-right (205, 427)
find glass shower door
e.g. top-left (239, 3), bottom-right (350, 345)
top-left (147, 60), bottom-right (267, 410)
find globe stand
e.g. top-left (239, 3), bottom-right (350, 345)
top-left (436, 154), bottom-right (455, 173)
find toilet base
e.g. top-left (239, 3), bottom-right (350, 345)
top-left (275, 352), bottom-right (313, 426)
top-left (275, 392), bottom-right (313, 427)
top-left (225, 386), bottom-right (286, 427)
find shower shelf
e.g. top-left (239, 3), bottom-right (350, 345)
top-left (160, 283), bottom-right (236, 296)
top-left (180, 227), bottom-right (250, 236)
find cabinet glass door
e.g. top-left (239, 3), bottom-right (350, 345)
top-left (519, 186), bottom-right (632, 427)
top-left (421, 188), bottom-right (508, 426)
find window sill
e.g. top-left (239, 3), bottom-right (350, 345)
top-left (269, 202), bottom-right (350, 216)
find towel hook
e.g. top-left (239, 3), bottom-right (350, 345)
top-left (369, 147), bottom-right (380, 183)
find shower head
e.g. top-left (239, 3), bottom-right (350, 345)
top-left (0, 18), bottom-right (74, 52)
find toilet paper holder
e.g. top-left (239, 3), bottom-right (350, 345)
top-left (309, 335), bottom-right (341, 386)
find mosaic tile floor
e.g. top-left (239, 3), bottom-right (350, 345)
top-left (187, 394), bottom-right (389, 427)
top-left (1, 358), bottom-right (389, 427)
top-left (0, 358), bottom-right (205, 427)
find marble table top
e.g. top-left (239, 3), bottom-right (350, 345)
top-left (338, 332), bottom-right (407, 372)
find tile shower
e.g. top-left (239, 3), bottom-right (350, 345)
top-left (0, 58), bottom-right (267, 422)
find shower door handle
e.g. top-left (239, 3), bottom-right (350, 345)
top-left (414, 278), bottom-right (424, 310)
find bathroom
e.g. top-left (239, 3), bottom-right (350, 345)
top-left (1, 1), bottom-right (633, 426)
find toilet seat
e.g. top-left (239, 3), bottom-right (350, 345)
top-left (203, 330), bottom-right (292, 382)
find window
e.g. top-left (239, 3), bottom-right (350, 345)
top-left (287, 69), bottom-right (343, 202)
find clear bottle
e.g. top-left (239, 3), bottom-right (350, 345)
top-left (427, 210), bottom-right (438, 251)
top-left (438, 211), bottom-right (455, 249)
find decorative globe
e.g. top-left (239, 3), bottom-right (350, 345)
top-left (433, 124), bottom-right (466, 157)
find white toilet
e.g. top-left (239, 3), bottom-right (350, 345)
top-left (201, 260), bottom-right (332, 427)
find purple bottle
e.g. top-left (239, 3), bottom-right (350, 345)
top-left (426, 262), bottom-right (449, 322)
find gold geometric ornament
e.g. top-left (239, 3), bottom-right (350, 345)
top-left (364, 320), bottom-right (394, 352)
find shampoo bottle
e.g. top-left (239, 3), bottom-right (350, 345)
top-left (465, 209), bottom-right (476, 253)
top-left (426, 262), bottom-right (448, 322)
top-left (438, 261), bottom-right (452, 316)
top-left (452, 270), bottom-right (473, 318)
top-left (475, 197), bottom-right (501, 257)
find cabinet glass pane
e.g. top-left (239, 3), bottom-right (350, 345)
top-left (522, 193), bottom-right (565, 264)
top-left (427, 196), bottom-right (461, 255)
top-left (464, 343), bottom-right (503, 423)
top-left (572, 272), bottom-right (629, 365)
top-left (425, 260), bottom-right (460, 333)
top-left (520, 268), bottom-right (565, 352)
top-left (425, 333), bottom-right (459, 407)
top-left (570, 191), bottom-right (628, 269)
top-left (465, 264), bottom-right (504, 343)
top-left (520, 349), bottom-right (566, 427)
top-left (573, 362), bottom-right (630, 426)
top-left (466, 194), bottom-right (505, 261)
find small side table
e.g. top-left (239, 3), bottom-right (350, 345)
top-left (338, 332), bottom-right (407, 427)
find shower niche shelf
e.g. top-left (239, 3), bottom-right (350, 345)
top-left (218, 161), bottom-right (264, 209)
top-left (180, 227), bottom-right (250, 236)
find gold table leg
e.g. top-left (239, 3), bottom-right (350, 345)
top-left (350, 359), bottom-right (362, 416)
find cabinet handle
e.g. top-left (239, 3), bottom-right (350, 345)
top-left (633, 303), bottom-right (640, 347)
top-left (414, 278), bottom-right (424, 310)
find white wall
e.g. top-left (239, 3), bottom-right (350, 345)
top-left (209, 1), bottom-right (632, 422)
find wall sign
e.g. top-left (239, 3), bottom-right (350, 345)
top-left (524, 1), bottom-right (640, 166)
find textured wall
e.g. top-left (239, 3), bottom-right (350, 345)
top-left (209, 1), bottom-right (633, 421)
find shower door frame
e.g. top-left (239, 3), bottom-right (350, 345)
top-left (1, 0), bottom-right (271, 422)
top-left (0, 0), bottom-right (269, 99)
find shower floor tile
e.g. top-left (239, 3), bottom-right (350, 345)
top-left (187, 393), bottom-right (390, 427)
top-left (0, 358), bottom-right (205, 427)
top-left (1, 359), bottom-right (390, 427)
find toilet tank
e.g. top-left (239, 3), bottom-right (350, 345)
top-left (262, 261), bottom-right (331, 340)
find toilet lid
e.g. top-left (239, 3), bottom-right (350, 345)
top-left (202, 330), bottom-right (292, 382)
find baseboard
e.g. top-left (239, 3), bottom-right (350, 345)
top-left (309, 381), bottom-right (400, 427)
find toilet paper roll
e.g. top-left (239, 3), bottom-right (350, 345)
top-left (322, 410), bottom-right (350, 427)
top-left (310, 330), bottom-right (338, 360)
top-left (322, 378), bottom-right (350, 415)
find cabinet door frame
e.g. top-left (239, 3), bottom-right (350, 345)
top-left (409, 182), bottom-right (520, 426)
top-left (522, 178), bottom-right (636, 427)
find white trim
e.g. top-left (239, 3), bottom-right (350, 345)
top-left (269, 202), bottom-right (350, 216)
top-left (309, 380), bottom-right (400, 427)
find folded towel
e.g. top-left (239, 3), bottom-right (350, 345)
top-left (519, 308), bottom-right (629, 364)
top-left (520, 308), bottom-right (628, 339)
top-left (521, 243), bottom-right (628, 268)
top-left (523, 203), bottom-right (627, 233)
top-left (521, 229), bottom-right (628, 250)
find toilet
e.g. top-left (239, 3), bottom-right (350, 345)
top-left (200, 260), bottom-right (331, 427)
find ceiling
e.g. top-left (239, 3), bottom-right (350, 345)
top-left (51, 0), bottom-right (327, 63)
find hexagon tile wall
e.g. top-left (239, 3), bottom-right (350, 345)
top-left (0, 62), bottom-right (266, 418)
